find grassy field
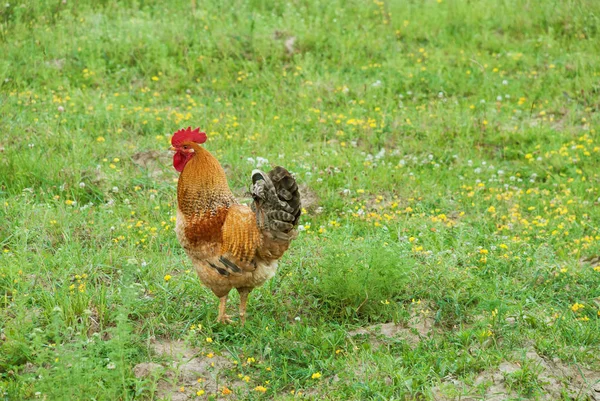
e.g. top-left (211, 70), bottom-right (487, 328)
top-left (1, 0), bottom-right (600, 399)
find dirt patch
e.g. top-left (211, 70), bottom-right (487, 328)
top-left (348, 322), bottom-right (421, 348)
top-left (431, 348), bottom-right (600, 401)
top-left (581, 255), bottom-right (600, 268)
top-left (86, 306), bottom-right (101, 336)
top-left (45, 58), bottom-right (65, 70)
top-left (347, 302), bottom-right (435, 348)
top-left (284, 37), bottom-right (296, 54)
top-left (134, 362), bottom-right (163, 378)
top-left (134, 339), bottom-right (240, 400)
top-left (299, 183), bottom-right (318, 211)
top-left (131, 150), bottom-right (171, 179)
top-left (273, 30), bottom-right (297, 55)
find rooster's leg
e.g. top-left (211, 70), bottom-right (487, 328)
top-left (216, 295), bottom-right (232, 324)
top-left (237, 288), bottom-right (251, 325)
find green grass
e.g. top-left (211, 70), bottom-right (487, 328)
top-left (1, 0), bottom-right (600, 399)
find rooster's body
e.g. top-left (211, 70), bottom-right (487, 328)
top-left (171, 128), bottom-right (300, 323)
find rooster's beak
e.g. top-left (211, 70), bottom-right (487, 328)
top-left (169, 146), bottom-right (176, 151)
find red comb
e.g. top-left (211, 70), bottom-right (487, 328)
top-left (171, 127), bottom-right (207, 146)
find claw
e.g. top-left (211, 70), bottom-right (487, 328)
top-left (217, 314), bottom-right (233, 324)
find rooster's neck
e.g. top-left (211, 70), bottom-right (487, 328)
top-left (176, 147), bottom-right (235, 218)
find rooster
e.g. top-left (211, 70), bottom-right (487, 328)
top-left (170, 127), bottom-right (301, 324)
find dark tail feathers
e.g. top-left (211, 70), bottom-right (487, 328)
top-left (251, 166), bottom-right (301, 238)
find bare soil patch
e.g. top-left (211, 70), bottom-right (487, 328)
top-left (134, 339), bottom-right (241, 400)
top-left (348, 302), bottom-right (436, 348)
top-left (432, 348), bottom-right (600, 400)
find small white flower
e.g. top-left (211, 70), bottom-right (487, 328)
top-left (112, 186), bottom-right (119, 193)
top-left (256, 157), bottom-right (269, 168)
top-left (57, 106), bottom-right (65, 112)
top-left (106, 362), bottom-right (116, 370)
top-left (372, 80), bottom-right (382, 87)
top-left (79, 182), bottom-right (85, 188)
top-left (496, 96), bottom-right (502, 101)
top-left (502, 80), bottom-right (508, 85)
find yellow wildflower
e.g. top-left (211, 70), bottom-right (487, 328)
top-left (571, 303), bottom-right (584, 312)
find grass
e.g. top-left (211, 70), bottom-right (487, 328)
top-left (1, 0), bottom-right (600, 399)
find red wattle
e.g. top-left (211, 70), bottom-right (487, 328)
top-left (173, 151), bottom-right (190, 172)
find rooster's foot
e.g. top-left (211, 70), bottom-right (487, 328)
top-left (216, 314), bottom-right (233, 324)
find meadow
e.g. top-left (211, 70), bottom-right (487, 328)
top-left (1, 0), bottom-right (600, 399)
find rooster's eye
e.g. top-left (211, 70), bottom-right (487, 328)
top-left (183, 145), bottom-right (188, 150)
